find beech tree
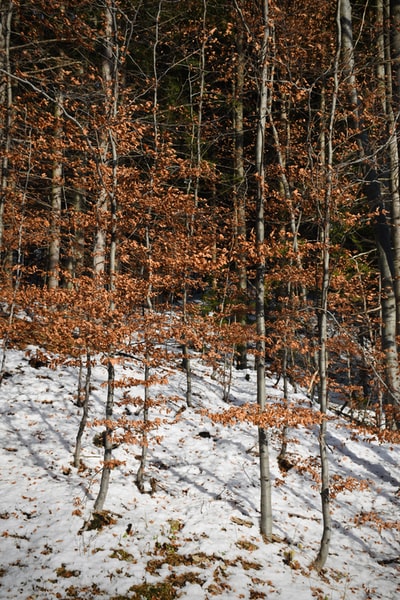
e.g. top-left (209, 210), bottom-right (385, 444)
top-left (254, 0), bottom-right (272, 541)
top-left (2, 0), bottom-right (400, 569)
top-left (312, 0), bottom-right (342, 567)
top-left (0, 0), bottom-right (12, 256)
top-left (335, 0), bottom-right (400, 427)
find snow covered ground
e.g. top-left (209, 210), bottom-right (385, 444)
top-left (0, 346), bottom-right (399, 599)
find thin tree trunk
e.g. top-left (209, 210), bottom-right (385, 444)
top-left (136, 358), bottom-right (150, 493)
top-left (384, 1), bottom-right (400, 336)
top-left (182, 287), bottom-right (193, 408)
top-left (73, 351), bottom-right (92, 468)
top-left (0, 0), bottom-right (13, 254)
top-left (180, 0), bottom-right (208, 405)
top-left (277, 345), bottom-right (289, 466)
top-left (1, 119), bottom-right (30, 382)
top-left (65, 188), bottom-right (85, 286)
top-left (93, 1), bottom-right (117, 277)
top-left (233, 25), bottom-right (248, 370)
top-left (48, 89), bottom-right (63, 290)
top-left (315, 224), bottom-right (332, 568)
top-left (93, 359), bottom-right (115, 512)
top-left (255, 0), bottom-right (272, 541)
top-left (314, 0), bottom-right (342, 570)
top-left (266, 38), bottom-right (306, 302)
top-left (384, 0), bottom-right (400, 425)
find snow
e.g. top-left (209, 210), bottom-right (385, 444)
top-left (0, 347), bottom-right (399, 599)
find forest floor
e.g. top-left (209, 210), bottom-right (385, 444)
top-left (0, 345), bottom-right (399, 599)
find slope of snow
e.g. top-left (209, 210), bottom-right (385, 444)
top-left (0, 347), bottom-right (399, 599)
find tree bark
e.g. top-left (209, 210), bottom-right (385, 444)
top-left (385, 1), bottom-right (400, 335)
top-left (255, 0), bottom-right (272, 541)
top-left (65, 188), bottom-right (85, 286)
top-left (93, 359), bottom-right (115, 512)
top-left (0, 0), bottom-right (13, 255)
top-left (93, 0), bottom-right (117, 277)
top-left (181, 0), bottom-right (208, 404)
top-left (136, 358), bottom-right (150, 493)
top-left (315, 211), bottom-right (332, 568)
top-left (374, 0), bottom-right (400, 420)
top-left (339, 0), bottom-right (400, 423)
top-left (233, 24), bottom-right (248, 370)
top-left (48, 89), bottom-right (63, 290)
top-left (73, 351), bottom-right (92, 468)
top-left (314, 0), bottom-right (342, 571)
top-left (391, 0), bottom-right (400, 97)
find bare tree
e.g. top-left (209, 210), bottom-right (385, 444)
top-left (313, 0), bottom-right (343, 571)
top-left (93, 359), bottom-right (115, 512)
top-left (0, 0), bottom-right (13, 254)
top-left (93, 0), bottom-right (119, 278)
top-left (341, 0), bottom-right (400, 424)
top-left (181, 0), bottom-right (208, 406)
top-left (255, 0), bottom-right (272, 541)
top-left (233, 21), bottom-right (248, 370)
top-left (48, 89), bottom-right (64, 290)
top-left (73, 350), bottom-right (92, 469)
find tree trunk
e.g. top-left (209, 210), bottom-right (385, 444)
top-left (374, 0), bottom-right (400, 421)
top-left (233, 25), bottom-right (248, 370)
top-left (277, 345), bottom-right (289, 465)
top-left (314, 216), bottom-right (332, 568)
top-left (48, 89), bottom-right (63, 290)
top-left (384, 1), bottom-right (400, 335)
top-left (0, 0), bottom-right (13, 255)
top-left (180, 0), bottom-right (208, 403)
top-left (65, 188), bottom-right (85, 285)
top-left (181, 286), bottom-right (193, 408)
top-left (93, 359), bottom-right (115, 512)
top-left (391, 0), bottom-right (400, 97)
top-left (93, 1), bottom-right (117, 277)
top-left (314, 0), bottom-right (342, 570)
top-left (73, 351), bottom-right (92, 469)
top-left (136, 358), bottom-right (150, 493)
top-left (255, 0), bottom-right (272, 541)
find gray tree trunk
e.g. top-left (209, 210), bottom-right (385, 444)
top-left (136, 359), bottom-right (150, 492)
top-left (391, 0), bottom-right (400, 96)
top-left (314, 241), bottom-right (332, 569)
top-left (340, 0), bottom-right (400, 423)
top-left (48, 89), bottom-right (63, 289)
top-left (0, 0), bottom-right (13, 254)
top-left (93, 1), bottom-right (117, 276)
top-left (73, 351), bottom-right (92, 469)
top-left (93, 360), bottom-right (115, 512)
top-left (384, 1), bottom-right (400, 336)
top-left (314, 0), bottom-right (343, 570)
top-left (374, 0), bottom-right (400, 421)
top-left (233, 25), bottom-right (248, 370)
top-left (65, 188), bottom-right (85, 285)
top-left (255, 0), bottom-right (272, 541)
top-left (314, 196), bottom-right (332, 568)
